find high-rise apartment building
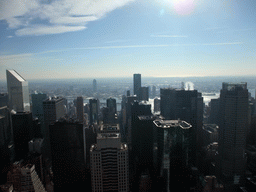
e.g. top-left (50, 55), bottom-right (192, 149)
top-left (133, 74), bottom-right (141, 96)
top-left (90, 128), bottom-right (129, 192)
top-left (6, 70), bottom-right (30, 112)
top-left (218, 82), bottom-right (248, 186)
top-left (77, 96), bottom-right (84, 123)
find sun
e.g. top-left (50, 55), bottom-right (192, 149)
top-left (165, 0), bottom-right (197, 16)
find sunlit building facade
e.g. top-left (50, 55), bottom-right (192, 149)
top-left (90, 132), bottom-right (129, 192)
top-left (6, 70), bottom-right (30, 112)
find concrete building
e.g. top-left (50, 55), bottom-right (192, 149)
top-left (133, 74), bottom-right (141, 96)
top-left (6, 162), bottom-right (46, 192)
top-left (6, 70), bottom-right (30, 112)
top-left (90, 131), bottom-right (129, 192)
top-left (218, 82), bottom-right (249, 186)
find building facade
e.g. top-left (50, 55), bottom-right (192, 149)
top-left (218, 82), bottom-right (249, 186)
top-left (133, 74), bottom-right (141, 96)
top-left (77, 96), bottom-right (84, 123)
top-left (6, 70), bottom-right (30, 112)
top-left (90, 131), bottom-right (129, 192)
top-left (153, 119), bottom-right (192, 192)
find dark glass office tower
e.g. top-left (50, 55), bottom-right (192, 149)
top-left (133, 74), bottom-right (141, 96)
top-left (160, 88), bottom-right (198, 165)
top-left (49, 120), bottom-right (86, 191)
top-left (218, 82), bottom-right (248, 187)
top-left (153, 119), bottom-right (192, 192)
top-left (12, 111), bottom-right (33, 161)
top-left (89, 98), bottom-right (99, 125)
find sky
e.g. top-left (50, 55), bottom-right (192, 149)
top-left (0, 0), bottom-right (256, 80)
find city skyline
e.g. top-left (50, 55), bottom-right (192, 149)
top-left (1, 0), bottom-right (256, 80)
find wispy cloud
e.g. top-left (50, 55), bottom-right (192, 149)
top-left (151, 35), bottom-right (188, 38)
top-left (16, 25), bottom-right (86, 36)
top-left (0, 0), bottom-right (134, 36)
top-left (36, 41), bottom-right (244, 53)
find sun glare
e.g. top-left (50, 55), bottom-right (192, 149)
top-left (166, 0), bottom-right (196, 15)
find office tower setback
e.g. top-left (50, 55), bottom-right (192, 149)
top-left (153, 119), bottom-right (192, 192)
top-left (93, 79), bottom-right (97, 92)
top-left (77, 96), bottom-right (84, 123)
top-left (218, 82), bottom-right (249, 186)
top-left (89, 98), bottom-right (99, 125)
top-left (90, 129), bottom-right (129, 192)
top-left (49, 120), bottom-right (86, 190)
top-left (6, 70), bottom-right (30, 112)
top-left (138, 87), bottom-right (149, 101)
top-left (6, 162), bottom-right (46, 192)
top-left (133, 74), bottom-right (141, 96)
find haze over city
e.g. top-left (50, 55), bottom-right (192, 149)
top-left (1, 0), bottom-right (256, 79)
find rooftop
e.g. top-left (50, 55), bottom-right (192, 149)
top-left (7, 70), bottom-right (25, 82)
top-left (153, 119), bottom-right (192, 129)
top-left (97, 133), bottom-right (120, 139)
top-left (100, 124), bottom-right (120, 132)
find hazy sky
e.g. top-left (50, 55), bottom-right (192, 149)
top-left (0, 0), bottom-right (256, 80)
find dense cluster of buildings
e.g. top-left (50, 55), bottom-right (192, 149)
top-left (1, 70), bottom-right (256, 191)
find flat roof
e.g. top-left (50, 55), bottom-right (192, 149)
top-left (153, 119), bottom-right (191, 129)
top-left (8, 70), bottom-right (25, 82)
top-left (97, 133), bottom-right (120, 139)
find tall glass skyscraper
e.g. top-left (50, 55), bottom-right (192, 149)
top-left (6, 70), bottom-right (30, 112)
top-left (218, 82), bottom-right (248, 186)
top-left (133, 74), bottom-right (141, 96)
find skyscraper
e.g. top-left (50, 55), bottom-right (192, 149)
top-left (218, 82), bottom-right (248, 186)
top-left (76, 96), bottom-right (84, 123)
top-left (49, 120), bottom-right (86, 190)
top-left (43, 97), bottom-right (66, 158)
top-left (133, 74), bottom-right (141, 96)
top-left (93, 79), bottom-right (97, 92)
top-left (160, 88), bottom-right (199, 165)
top-left (153, 119), bottom-right (192, 192)
top-left (138, 87), bottom-right (149, 101)
top-left (89, 98), bottom-right (99, 125)
top-left (6, 70), bottom-right (30, 112)
top-left (90, 128), bottom-right (129, 192)
top-left (31, 92), bottom-right (47, 119)
top-left (11, 111), bottom-right (33, 161)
